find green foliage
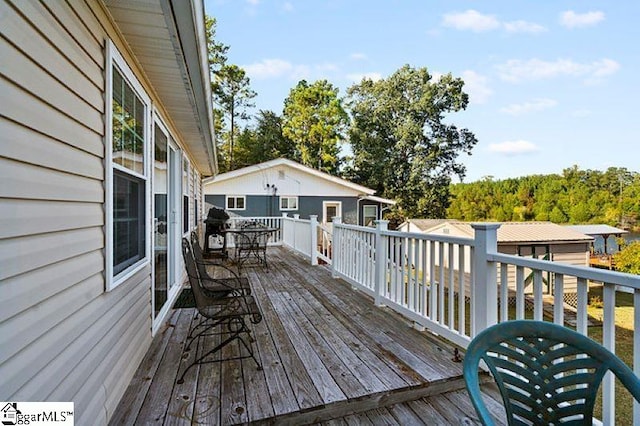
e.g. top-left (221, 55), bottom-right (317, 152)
top-left (232, 110), bottom-right (296, 168)
top-left (613, 241), bottom-right (640, 274)
top-left (448, 166), bottom-right (640, 229)
top-left (346, 65), bottom-right (477, 218)
top-left (213, 64), bottom-right (257, 171)
top-left (282, 80), bottom-right (348, 174)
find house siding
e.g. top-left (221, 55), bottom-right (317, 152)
top-left (0, 1), bottom-right (199, 424)
top-left (205, 195), bottom-right (362, 224)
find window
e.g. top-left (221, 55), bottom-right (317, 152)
top-left (183, 157), bottom-right (189, 233)
top-left (107, 41), bottom-right (150, 288)
top-left (226, 195), bottom-right (245, 210)
top-left (280, 196), bottom-right (298, 211)
top-left (363, 205), bottom-right (378, 227)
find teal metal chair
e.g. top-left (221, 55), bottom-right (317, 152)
top-left (464, 320), bottom-right (640, 425)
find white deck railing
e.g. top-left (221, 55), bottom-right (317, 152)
top-left (277, 215), bottom-right (640, 425)
top-left (226, 216), bottom-right (284, 246)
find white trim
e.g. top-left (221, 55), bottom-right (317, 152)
top-left (279, 196), bottom-right (299, 211)
top-left (204, 158), bottom-right (376, 195)
top-left (323, 201), bottom-right (342, 224)
top-left (226, 195), bottom-right (246, 211)
top-left (363, 204), bottom-right (378, 226)
top-left (106, 39), bottom-right (152, 291)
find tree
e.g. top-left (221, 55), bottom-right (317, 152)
top-left (205, 16), bottom-right (229, 137)
top-left (213, 64), bottom-right (256, 171)
top-left (346, 65), bottom-right (477, 218)
top-left (232, 110), bottom-right (296, 167)
top-left (282, 80), bottom-right (348, 174)
top-left (613, 241), bottom-right (640, 275)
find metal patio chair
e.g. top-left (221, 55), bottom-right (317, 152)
top-left (189, 231), bottom-right (251, 297)
top-left (234, 223), bottom-right (271, 271)
top-left (177, 238), bottom-right (262, 384)
top-left (463, 320), bottom-right (640, 425)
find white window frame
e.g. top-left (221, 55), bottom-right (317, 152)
top-left (226, 195), bottom-right (246, 211)
top-left (279, 196), bottom-right (298, 211)
top-left (363, 205), bottom-right (378, 227)
top-left (105, 40), bottom-right (152, 291)
top-left (322, 201), bottom-right (342, 224)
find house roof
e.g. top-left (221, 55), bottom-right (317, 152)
top-left (566, 224), bottom-right (628, 237)
top-left (204, 158), bottom-right (394, 203)
top-left (401, 219), bottom-right (449, 230)
top-left (104, 0), bottom-right (217, 176)
top-left (416, 220), bottom-right (594, 244)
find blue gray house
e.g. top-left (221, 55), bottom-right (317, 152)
top-left (203, 158), bottom-right (395, 226)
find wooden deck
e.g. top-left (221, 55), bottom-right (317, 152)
top-left (111, 247), bottom-right (506, 425)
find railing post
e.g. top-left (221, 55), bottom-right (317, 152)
top-left (331, 217), bottom-right (341, 278)
top-left (374, 220), bottom-right (389, 307)
top-left (471, 223), bottom-right (500, 337)
top-left (310, 215), bottom-right (318, 266)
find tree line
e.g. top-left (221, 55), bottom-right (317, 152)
top-left (206, 16), bottom-right (476, 219)
top-left (447, 166), bottom-right (640, 230)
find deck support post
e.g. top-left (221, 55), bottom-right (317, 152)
top-left (310, 215), bottom-right (318, 266)
top-left (374, 220), bottom-right (389, 307)
top-left (471, 223), bottom-right (500, 337)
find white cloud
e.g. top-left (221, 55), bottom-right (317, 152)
top-left (560, 10), bottom-right (605, 28)
top-left (243, 59), bottom-right (294, 79)
top-left (496, 58), bottom-right (620, 83)
top-left (243, 59), bottom-right (339, 81)
top-left (500, 98), bottom-right (557, 116)
top-left (246, 0), bottom-right (260, 5)
top-left (350, 53), bottom-right (368, 61)
top-left (461, 70), bottom-right (492, 104)
top-left (504, 20), bottom-right (547, 34)
top-left (442, 10), bottom-right (545, 34)
top-left (442, 10), bottom-right (500, 32)
top-left (282, 2), bottom-right (293, 12)
top-left (346, 72), bottom-right (382, 82)
top-left (488, 140), bottom-right (540, 155)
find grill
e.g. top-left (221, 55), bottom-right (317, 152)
top-left (204, 206), bottom-right (229, 255)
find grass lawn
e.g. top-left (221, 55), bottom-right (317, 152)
top-left (587, 286), bottom-right (636, 425)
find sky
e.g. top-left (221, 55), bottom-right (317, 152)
top-left (204, 0), bottom-right (639, 183)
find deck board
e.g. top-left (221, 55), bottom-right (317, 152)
top-left (111, 247), bottom-right (505, 425)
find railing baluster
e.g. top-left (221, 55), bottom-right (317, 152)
top-left (439, 242), bottom-right (445, 324)
top-left (533, 269), bottom-right (543, 321)
top-left (576, 277), bottom-right (588, 335)
top-left (459, 244), bottom-right (466, 336)
top-left (448, 243), bottom-right (455, 328)
top-left (602, 283), bottom-right (616, 425)
top-left (429, 240), bottom-right (436, 319)
top-left (500, 263), bottom-right (508, 322)
top-left (516, 266), bottom-right (525, 319)
top-left (554, 274), bottom-right (564, 325)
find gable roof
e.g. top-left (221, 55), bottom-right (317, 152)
top-left (204, 158), bottom-right (395, 204)
top-left (417, 220), bottom-right (594, 244)
top-left (566, 224), bottom-right (628, 237)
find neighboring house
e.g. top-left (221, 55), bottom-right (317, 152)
top-left (1, 1), bottom-right (216, 424)
top-left (398, 220), bottom-right (594, 304)
top-left (203, 158), bottom-right (395, 226)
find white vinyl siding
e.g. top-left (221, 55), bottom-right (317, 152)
top-left (0, 1), bottom-right (200, 425)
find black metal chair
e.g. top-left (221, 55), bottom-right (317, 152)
top-left (177, 238), bottom-right (262, 384)
top-left (189, 231), bottom-right (251, 296)
top-left (234, 223), bottom-right (270, 271)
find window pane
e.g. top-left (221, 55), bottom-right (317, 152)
top-left (112, 66), bottom-right (145, 174)
top-left (236, 197), bottom-right (244, 209)
top-left (227, 197), bottom-right (234, 209)
top-left (114, 171), bottom-right (145, 275)
top-left (291, 197), bottom-right (298, 209)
